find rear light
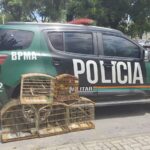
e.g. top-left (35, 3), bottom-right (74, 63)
top-left (0, 55), bottom-right (8, 64)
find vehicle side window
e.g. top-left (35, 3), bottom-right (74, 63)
top-left (0, 29), bottom-right (33, 50)
top-left (48, 32), bottom-right (64, 51)
top-left (64, 33), bottom-right (94, 55)
top-left (48, 32), bottom-right (94, 55)
top-left (103, 35), bottom-right (140, 58)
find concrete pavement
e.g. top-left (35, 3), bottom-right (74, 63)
top-left (43, 133), bottom-right (150, 150)
top-left (1, 104), bottom-right (150, 150)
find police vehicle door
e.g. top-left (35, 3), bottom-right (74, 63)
top-left (97, 33), bottom-right (146, 99)
top-left (46, 31), bottom-right (98, 97)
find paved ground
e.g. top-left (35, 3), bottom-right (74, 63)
top-left (45, 134), bottom-right (150, 150)
top-left (1, 104), bottom-right (150, 150)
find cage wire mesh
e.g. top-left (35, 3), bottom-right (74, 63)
top-left (39, 103), bottom-right (69, 137)
top-left (20, 73), bottom-right (55, 104)
top-left (0, 74), bottom-right (95, 142)
top-left (67, 97), bottom-right (95, 131)
top-left (54, 74), bottom-right (79, 102)
top-left (1, 100), bottom-right (37, 142)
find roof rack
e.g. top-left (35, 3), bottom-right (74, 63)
top-left (6, 22), bottom-right (39, 25)
top-left (4, 22), bottom-right (122, 35)
top-left (6, 22), bottom-right (84, 26)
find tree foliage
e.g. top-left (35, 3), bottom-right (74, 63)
top-left (37, 0), bottom-right (67, 22)
top-left (128, 0), bottom-right (150, 37)
top-left (0, 0), bottom-right (150, 38)
top-left (2, 0), bottom-right (23, 21)
top-left (67, 0), bottom-right (150, 37)
top-left (1, 0), bottom-right (67, 22)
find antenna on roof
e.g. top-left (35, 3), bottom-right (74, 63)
top-left (2, 15), bottom-right (5, 24)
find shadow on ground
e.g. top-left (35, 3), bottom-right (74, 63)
top-left (95, 103), bottom-right (150, 119)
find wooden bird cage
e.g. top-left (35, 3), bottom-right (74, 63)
top-left (54, 74), bottom-right (79, 102)
top-left (20, 73), bottom-right (55, 104)
top-left (1, 100), bottom-right (69, 142)
top-left (1, 100), bottom-right (37, 142)
top-left (39, 102), bottom-right (69, 137)
top-left (1, 73), bottom-right (95, 143)
top-left (68, 97), bottom-right (95, 131)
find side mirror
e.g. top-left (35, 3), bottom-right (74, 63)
top-left (144, 50), bottom-right (150, 61)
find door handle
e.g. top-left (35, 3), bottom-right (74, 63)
top-left (53, 59), bottom-right (61, 66)
top-left (103, 63), bottom-right (113, 67)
